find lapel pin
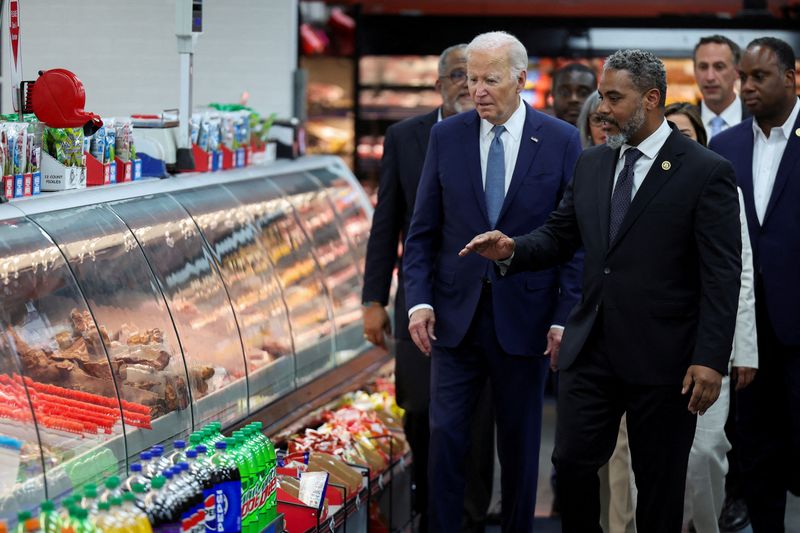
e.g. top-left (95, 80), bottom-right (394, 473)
top-left (531, 136), bottom-right (539, 143)
top-left (661, 161), bottom-right (672, 171)
top-left (795, 128), bottom-right (800, 137)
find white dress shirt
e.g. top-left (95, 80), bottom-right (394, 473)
top-left (731, 188), bottom-right (758, 369)
top-left (701, 96), bottom-right (743, 140)
top-left (408, 98), bottom-right (526, 319)
top-left (751, 97), bottom-right (800, 224)
top-left (479, 97), bottom-right (526, 194)
top-left (613, 118), bottom-right (673, 199)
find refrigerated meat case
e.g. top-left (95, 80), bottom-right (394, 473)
top-left (0, 155), bottom-right (393, 523)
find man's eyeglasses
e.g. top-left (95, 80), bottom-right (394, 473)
top-left (440, 69), bottom-right (467, 84)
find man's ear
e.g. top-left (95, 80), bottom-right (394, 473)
top-left (435, 78), bottom-right (442, 95)
top-left (783, 68), bottom-right (796, 90)
top-left (644, 88), bottom-right (661, 110)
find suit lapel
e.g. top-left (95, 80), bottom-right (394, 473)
top-left (596, 147), bottom-right (619, 252)
top-left (608, 129), bottom-right (685, 254)
top-left (763, 109), bottom-right (800, 224)
top-left (463, 111), bottom-right (491, 227)
top-left (496, 105), bottom-right (543, 225)
top-left (730, 119), bottom-right (759, 231)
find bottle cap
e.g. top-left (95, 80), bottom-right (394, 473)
top-left (163, 469), bottom-right (174, 479)
top-left (110, 497), bottom-right (122, 507)
top-left (150, 446), bottom-right (163, 456)
top-left (0, 520), bottom-right (7, 533)
top-left (24, 518), bottom-right (39, 532)
top-left (104, 475), bottom-right (120, 489)
top-left (186, 449), bottom-right (197, 459)
top-left (215, 441), bottom-right (227, 450)
top-left (196, 445), bottom-right (207, 454)
top-left (225, 437), bottom-right (236, 448)
top-left (151, 476), bottom-right (166, 489)
top-left (131, 483), bottom-right (147, 494)
top-left (173, 440), bottom-right (186, 449)
top-left (123, 493), bottom-right (136, 503)
top-left (189, 433), bottom-right (202, 445)
top-left (97, 502), bottom-right (110, 512)
top-left (83, 483), bottom-right (97, 492)
top-left (178, 462), bottom-right (189, 472)
top-left (130, 463), bottom-right (142, 472)
top-left (140, 451), bottom-right (152, 461)
top-left (16, 512), bottom-right (30, 522)
top-left (40, 500), bottom-right (55, 512)
top-left (73, 508), bottom-right (88, 520)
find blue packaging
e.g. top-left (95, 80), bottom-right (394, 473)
top-left (109, 161), bottom-right (117, 184)
top-left (13, 174), bottom-right (23, 197)
top-left (133, 158), bottom-right (142, 180)
top-left (235, 148), bottom-right (245, 168)
top-left (213, 151), bottom-right (223, 172)
top-left (32, 171), bottom-right (41, 195)
top-left (215, 480), bottom-right (241, 532)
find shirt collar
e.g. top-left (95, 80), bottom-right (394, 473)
top-left (752, 97), bottom-right (800, 141)
top-left (480, 97), bottom-right (526, 141)
top-left (619, 118), bottom-right (672, 161)
top-left (701, 96), bottom-right (742, 128)
top-left (437, 108), bottom-right (443, 123)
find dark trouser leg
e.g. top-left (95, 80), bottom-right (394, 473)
top-left (625, 382), bottom-right (696, 533)
top-left (553, 334), bottom-right (624, 533)
top-left (427, 327), bottom-right (488, 532)
top-left (395, 338), bottom-right (431, 531)
top-left (461, 381), bottom-right (495, 533)
top-left (737, 283), bottom-right (797, 532)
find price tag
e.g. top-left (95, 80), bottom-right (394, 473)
top-left (299, 471), bottom-right (329, 511)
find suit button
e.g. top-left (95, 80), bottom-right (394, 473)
top-left (603, 267), bottom-right (611, 274)
top-left (594, 304), bottom-right (600, 312)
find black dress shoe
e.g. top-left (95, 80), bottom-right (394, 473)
top-left (718, 496), bottom-right (750, 532)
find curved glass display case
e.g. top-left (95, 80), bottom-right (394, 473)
top-left (0, 156), bottom-right (373, 522)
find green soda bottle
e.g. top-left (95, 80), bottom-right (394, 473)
top-left (68, 509), bottom-right (95, 533)
top-left (252, 422), bottom-right (277, 522)
top-left (243, 426), bottom-right (268, 530)
top-left (229, 435), bottom-right (254, 533)
top-left (80, 485), bottom-right (98, 515)
top-left (15, 512), bottom-right (30, 533)
top-left (39, 501), bottom-right (61, 533)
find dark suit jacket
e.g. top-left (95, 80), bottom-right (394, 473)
top-left (362, 109), bottom-right (438, 340)
top-left (510, 124), bottom-right (742, 384)
top-left (709, 101), bottom-right (800, 346)
top-left (403, 104), bottom-right (583, 356)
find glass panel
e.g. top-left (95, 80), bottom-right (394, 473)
top-left (31, 206), bottom-right (192, 458)
top-left (222, 178), bottom-right (336, 386)
top-left (171, 186), bottom-right (294, 410)
top-left (109, 195), bottom-right (248, 427)
top-left (0, 300), bottom-right (46, 523)
top-left (0, 216), bottom-right (126, 510)
top-left (270, 172), bottom-right (364, 365)
top-left (308, 165), bottom-right (372, 265)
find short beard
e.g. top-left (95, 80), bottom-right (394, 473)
top-left (606, 103), bottom-right (646, 150)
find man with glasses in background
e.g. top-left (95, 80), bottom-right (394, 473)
top-left (362, 43), bottom-right (496, 532)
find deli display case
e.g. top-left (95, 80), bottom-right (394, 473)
top-left (0, 156), bottom-right (377, 522)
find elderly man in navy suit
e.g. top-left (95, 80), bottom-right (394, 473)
top-left (709, 37), bottom-right (800, 533)
top-left (403, 31), bottom-right (582, 532)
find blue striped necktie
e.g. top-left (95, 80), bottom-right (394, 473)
top-left (485, 125), bottom-right (506, 228)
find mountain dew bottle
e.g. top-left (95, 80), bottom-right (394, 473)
top-left (249, 422), bottom-right (276, 523)
top-left (242, 426), bottom-right (268, 530)
top-left (39, 501), bottom-right (61, 533)
top-left (230, 434), bottom-right (256, 533)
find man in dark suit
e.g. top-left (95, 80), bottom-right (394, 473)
top-left (694, 35), bottom-right (751, 141)
top-left (403, 31), bottom-right (582, 532)
top-left (693, 33), bottom-right (755, 532)
top-left (709, 37), bottom-right (800, 533)
top-left (361, 44), bottom-right (496, 532)
top-left (461, 49), bottom-right (742, 533)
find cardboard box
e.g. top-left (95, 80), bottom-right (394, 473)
top-left (41, 152), bottom-right (85, 191)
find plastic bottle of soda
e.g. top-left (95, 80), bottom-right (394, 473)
top-left (69, 509), bottom-right (96, 533)
top-left (144, 475), bottom-right (177, 533)
top-left (138, 451), bottom-right (153, 478)
top-left (251, 422), bottom-right (277, 523)
top-left (210, 440), bottom-right (242, 533)
top-left (183, 450), bottom-right (209, 533)
top-left (79, 485), bottom-right (98, 515)
top-left (100, 476), bottom-right (124, 506)
top-left (160, 440), bottom-right (187, 471)
top-left (130, 483), bottom-right (149, 513)
top-left (173, 462), bottom-right (202, 533)
top-left (92, 501), bottom-right (116, 533)
top-left (58, 498), bottom-right (75, 528)
top-left (124, 463), bottom-right (151, 493)
top-left (243, 426), bottom-right (269, 529)
top-left (39, 501), bottom-right (61, 533)
top-left (121, 492), bottom-right (153, 533)
top-left (147, 448), bottom-right (165, 479)
top-left (191, 445), bottom-right (217, 533)
top-left (15, 512), bottom-right (30, 533)
top-left (229, 433), bottom-right (254, 533)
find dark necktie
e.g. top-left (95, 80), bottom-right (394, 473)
top-left (609, 147), bottom-right (644, 243)
top-left (485, 125), bottom-right (506, 228)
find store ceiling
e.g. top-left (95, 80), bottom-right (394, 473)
top-left (331, 0), bottom-right (794, 18)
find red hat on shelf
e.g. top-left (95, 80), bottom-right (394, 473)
top-left (29, 68), bottom-right (103, 133)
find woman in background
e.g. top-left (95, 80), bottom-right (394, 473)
top-left (665, 102), bottom-right (708, 146)
top-left (577, 91), bottom-right (608, 148)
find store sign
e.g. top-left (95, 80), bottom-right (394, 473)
top-left (9, 0), bottom-right (22, 112)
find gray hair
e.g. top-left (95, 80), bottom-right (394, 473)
top-left (466, 31), bottom-right (528, 78)
top-left (604, 49), bottom-right (667, 107)
top-left (577, 91), bottom-right (601, 148)
top-left (438, 44), bottom-right (468, 77)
